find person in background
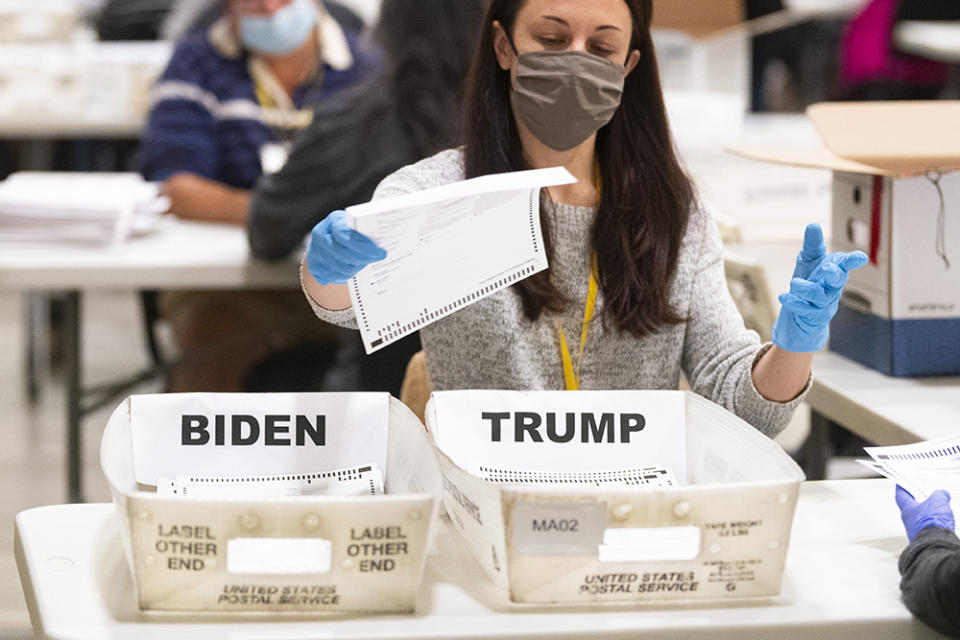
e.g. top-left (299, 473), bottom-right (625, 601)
top-left (246, 0), bottom-right (489, 395)
top-left (300, 0), bottom-right (867, 437)
top-left (896, 485), bottom-right (960, 639)
top-left (139, 0), bottom-right (376, 391)
top-left (141, 0), bottom-right (374, 222)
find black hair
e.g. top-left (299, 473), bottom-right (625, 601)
top-left (374, 0), bottom-right (490, 156)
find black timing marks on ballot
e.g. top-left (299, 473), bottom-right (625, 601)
top-left (181, 414), bottom-right (325, 446)
top-left (482, 411), bottom-right (646, 444)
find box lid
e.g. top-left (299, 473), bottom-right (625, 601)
top-left (729, 101), bottom-right (960, 177)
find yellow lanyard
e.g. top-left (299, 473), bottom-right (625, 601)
top-left (250, 59), bottom-right (315, 132)
top-left (556, 161), bottom-right (602, 391)
top-left (557, 253), bottom-right (599, 391)
top-left (254, 79), bottom-right (276, 109)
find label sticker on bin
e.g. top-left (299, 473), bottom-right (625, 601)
top-left (130, 393), bottom-right (389, 486)
top-left (512, 501), bottom-right (607, 556)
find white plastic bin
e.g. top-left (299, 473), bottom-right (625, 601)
top-left (425, 390), bottom-right (804, 604)
top-left (100, 392), bottom-right (441, 614)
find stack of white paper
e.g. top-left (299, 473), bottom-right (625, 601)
top-left (861, 435), bottom-right (960, 504)
top-left (0, 172), bottom-right (168, 245)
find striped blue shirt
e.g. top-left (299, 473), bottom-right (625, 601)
top-left (140, 13), bottom-right (376, 189)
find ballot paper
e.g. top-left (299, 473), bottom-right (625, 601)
top-left (0, 172), bottom-right (168, 245)
top-left (473, 464), bottom-right (678, 491)
top-left (345, 167), bottom-right (576, 353)
top-left (862, 435), bottom-right (960, 502)
top-left (157, 463), bottom-right (384, 499)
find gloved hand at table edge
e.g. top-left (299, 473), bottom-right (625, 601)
top-left (896, 485), bottom-right (956, 543)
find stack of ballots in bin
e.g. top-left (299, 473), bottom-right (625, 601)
top-left (0, 172), bottom-right (168, 245)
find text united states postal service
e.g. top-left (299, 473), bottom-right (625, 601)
top-left (129, 393), bottom-right (389, 486)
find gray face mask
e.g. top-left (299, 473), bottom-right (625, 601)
top-left (509, 49), bottom-right (626, 151)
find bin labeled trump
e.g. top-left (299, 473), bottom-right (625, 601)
top-left (424, 390), bottom-right (805, 604)
top-left (100, 392), bottom-right (441, 614)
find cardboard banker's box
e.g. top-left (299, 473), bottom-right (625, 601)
top-left (425, 390), bottom-right (804, 605)
top-left (733, 101), bottom-right (960, 376)
top-left (100, 392), bottom-right (441, 614)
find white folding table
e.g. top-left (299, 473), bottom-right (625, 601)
top-left (14, 479), bottom-right (949, 639)
top-left (0, 218), bottom-right (301, 501)
top-left (800, 351), bottom-right (960, 478)
top-left (809, 351), bottom-right (960, 446)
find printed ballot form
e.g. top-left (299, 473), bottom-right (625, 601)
top-left (157, 464), bottom-right (384, 499)
top-left (863, 436), bottom-right (960, 506)
top-left (345, 167), bottom-right (576, 353)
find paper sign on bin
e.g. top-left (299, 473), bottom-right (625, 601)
top-left (430, 389), bottom-right (687, 484)
top-left (130, 392), bottom-right (388, 486)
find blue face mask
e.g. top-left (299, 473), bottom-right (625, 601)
top-left (240, 0), bottom-right (317, 56)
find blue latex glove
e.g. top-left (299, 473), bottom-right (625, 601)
top-left (771, 223), bottom-right (868, 352)
top-left (791, 222), bottom-right (833, 280)
top-left (305, 210), bottom-right (386, 285)
top-left (896, 485), bottom-right (955, 542)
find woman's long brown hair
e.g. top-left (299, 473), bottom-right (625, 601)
top-left (462, 0), bottom-right (695, 337)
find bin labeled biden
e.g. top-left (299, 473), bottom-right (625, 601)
top-left (425, 390), bottom-right (805, 604)
top-left (100, 392), bottom-right (441, 614)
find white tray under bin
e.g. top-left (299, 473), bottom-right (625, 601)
top-left (100, 393), bottom-right (441, 615)
top-left (425, 389), bottom-right (805, 605)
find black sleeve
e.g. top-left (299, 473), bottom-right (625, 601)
top-left (899, 526), bottom-right (960, 639)
top-left (246, 91), bottom-right (417, 261)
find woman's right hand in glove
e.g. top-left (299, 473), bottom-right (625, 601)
top-left (305, 210), bottom-right (386, 285)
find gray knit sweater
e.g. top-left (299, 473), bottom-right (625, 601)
top-left (304, 149), bottom-right (809, 437)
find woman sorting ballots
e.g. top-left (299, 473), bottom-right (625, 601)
top-left (300, 0), bottom-right (868, 436)
top-left (140, 0), bottom-right (374, 392)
